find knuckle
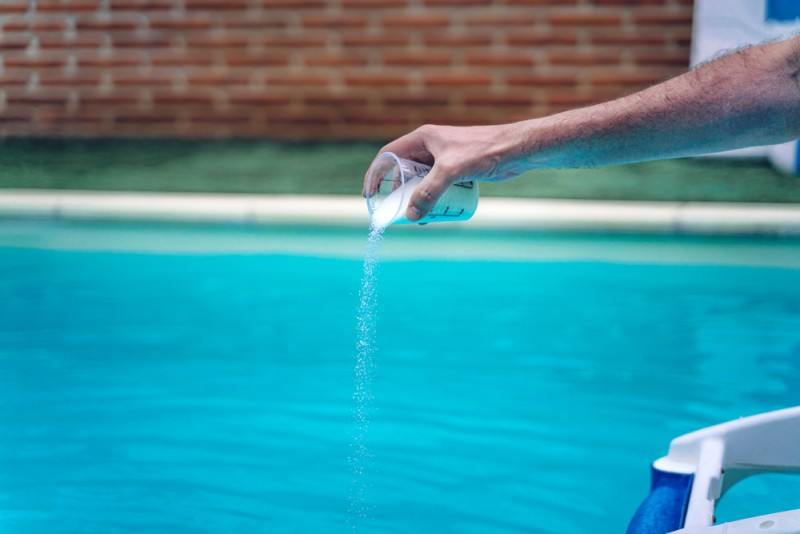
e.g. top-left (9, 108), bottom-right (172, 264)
top-left (379, 140), bottom-right (396, 153)
top-left (417, 123), bottom-right (441, 139)
top-left (417, 188), bottom-right (436, 203)
top-left (436, 160), bottom-right (456, 177)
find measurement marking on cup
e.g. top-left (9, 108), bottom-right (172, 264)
top-left (430, 207), bottom-right (465, 219)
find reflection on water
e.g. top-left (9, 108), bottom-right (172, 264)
top-left (0, 229), bottom-right (799, 532)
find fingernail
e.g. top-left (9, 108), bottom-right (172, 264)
top-left (408, 206), bottom-right (421, 221)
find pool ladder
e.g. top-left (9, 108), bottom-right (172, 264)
top-left (627, 406), bottom-right (800, 534)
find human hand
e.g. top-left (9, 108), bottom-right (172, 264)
top-left (363, 123), bottom-right (523, 221)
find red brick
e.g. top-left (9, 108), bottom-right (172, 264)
top-left (229, 92), bottom-right (292, 106)
top-left (184, 0), bottom-right (249, 9)
top-left (113, 73), bottom-right (175, 86)
top-left (423, 33), bottom-right (492, 47)
top-left (265, 108), bottom-right (334, 122)
top-left (424, 73), bottom-right (491, 87)
top-left (545, 92), bottom-right (600, 105)
top-left (463, 14), bottom-right (538, 27)
top-left (506, 0), bottom-right (579, 4)
top-left (548, 12), bottom-right (622, 26)
top-left (151, 51), bottom-right (216, 66)
top-left (589, 0), bottom-right (666, 4)
top-left (267, 73), bottom-right (329, 86)
top-left (0, 0), bottom-right (697, 139)
top-left (0, 72), bottom-right (30, 86)
top-left (7, 92), bottom-right (70, 106)
top-left (302, 94), bottom-right (370, 106)
top-left (184, 34), bottom-right (250, 48)
top-left (342, 33), bottom-right (408, 47)
top-left (423, 0), bottom-right (490, 5)
top-left (78, 91), bottom-right (141, 105)
top-left (37, 1), bottom-right (99, 13)
top-left (506, 31), bottom-right (578, 46)
top-left (40, 34), bottom-right (105, 50)
top-left (382, 51), bottom-right (451, 66)
top-left (304, 53), bottom-right (369, 67)
top-left (547, 50), bottom-right (621, 66)
top-left (670, 28), bottom-right (693, 48)
top-left (381, 14), bottom-right (450, 29)
top-left (4, 56), bottom-right (67, 68)
top-left (258, 0), bottom-right (326, 7)
top-left (0, 36), bottom-right (30, 50)
top-left (268, 115), bottom-right (334, 129)
top-left (0, 114), bottom-right (32, 125)
top-left (381, 94), bottom-right (449, 106)
top-left (186, 71), bottom-right (251, 85)
top-left (589, 30), bottom-right (667, 45)
top-left (464, 94), bottom-right (535, 107)
top-left (218, 15), bottom-right (289, 30)
top-left (51, 116), bottom-right (108, 127)
top-left (263, 34), bottom-right (327, 48)
top-left (632, 49), bottom-right (689, 67)
top-left (589, 70), bottom-right (672, 86)
top-left (148, 15), bottom-right (214, 30)
top-left (3, 18), bottom-right (65, 31)
top-left (342, 112), bottom-right (409, 126)
top-left (153, 91), bottom-right (217, 105)
top-left (76, 53), bottom-right (141, 67)
top-left (633, 11), bottom-right (693, 25)
top-left (224, 51), bottom-right (290, 67)
top-left (110, 32), bottom-right (172, 48)
top-left (344, 73), bottom-right (408, 87)
top-left (0, 2), bottom-right (28, 14)
top-left (506, 73), bottom-right (577, 86)
top-left (302, 14), bottom-right (368, 28)
top-left (39, 73), bottom-right (103, 87)
top-left (340, 0), bottom-right (406, 7)
top-left (188, 113), bottom-right (250, 123)
top-left (75, 17), bottom-right (139, 31)
top-left (115, 114), bottom-right (177, 125)
top-left (466, 52), bottom-right (534, 67)
top-left (109, 0), bottom-right (174, 9)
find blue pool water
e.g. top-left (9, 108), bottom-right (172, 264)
top-left (1, 221), bottom-right (800, 533)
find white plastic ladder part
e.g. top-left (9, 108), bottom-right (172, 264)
top-left (653, 406), bottom-right (800, 528)
top-left (672, 509), bottom-right (800, 533)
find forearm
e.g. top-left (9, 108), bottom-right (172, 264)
top-left (504, 36), bottom-right (800, 171)
top-left (373, 36), bottom-right (800, 220)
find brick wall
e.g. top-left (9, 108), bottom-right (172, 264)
top-left (0, 0), bottom-right (693, 139)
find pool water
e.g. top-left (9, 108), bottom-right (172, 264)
top-left (1, 221), bottom-right (800, 533)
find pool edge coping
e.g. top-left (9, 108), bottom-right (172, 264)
top-left (2, 189), bottom-right (800, 236)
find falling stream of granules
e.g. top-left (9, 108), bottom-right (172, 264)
top-left (349, 224), bottom-right (385, 529)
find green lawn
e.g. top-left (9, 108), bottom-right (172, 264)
top-left (1, 138), bottom-right (798, 203)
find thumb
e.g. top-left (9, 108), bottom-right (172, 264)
top-left (406, 163), bottom-right (454, 222)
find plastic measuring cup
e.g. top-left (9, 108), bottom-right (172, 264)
top-left (364, 152), bottom-right (479, 228)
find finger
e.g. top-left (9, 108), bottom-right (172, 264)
top-left (363, 130), bottom-right (432, 197)
top-left (406, 164), bottom-right (452, 222)
top-left (362, 151), bottom-right (405, 198)
top-left (381, 128), bottom-right (434, 165)
top-left (362, 155), bottom-right (383, 198)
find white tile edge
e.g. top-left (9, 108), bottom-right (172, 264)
top-left (1, 189), bottom-right (800, 236)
